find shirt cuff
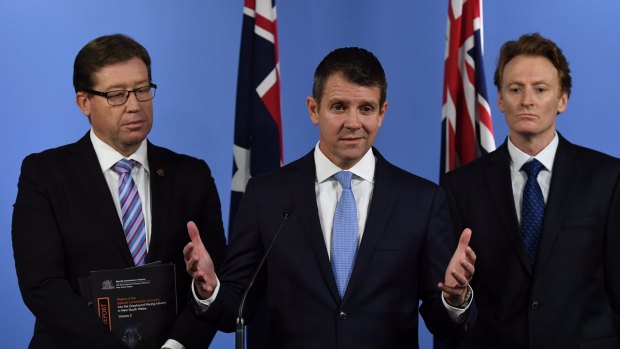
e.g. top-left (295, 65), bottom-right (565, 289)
top-left (441, 284), bottom-right (474, 324)
top-left (191, 278), bottom-right (220, 314)
top-left (162, 339), bottom-right (184, 349)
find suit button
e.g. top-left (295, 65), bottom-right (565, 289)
top-left (338, 311), bottom-right (347, 320)
top-left (530, 300), bottom-right (539, 311)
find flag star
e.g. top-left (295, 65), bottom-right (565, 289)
top-left (232, 144), bottom-right (251, 193)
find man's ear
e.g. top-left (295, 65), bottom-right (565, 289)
top-left (76, 92), bottom-right (91, 118)
top-left (557, 91), bottom-right (568, 114)
top-left (377, 101), bottom-right (388, 128)
top-left (497, 90), bottom-right (505, 113)
top-left (307, 96), bottom-right (320, 125)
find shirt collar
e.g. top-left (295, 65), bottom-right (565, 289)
top-left (507, 133), bottom-right (558, 172)
top-left (314, 142), bottom-right (375, 184)
top-left (90, 129), bottom-right (150, 173)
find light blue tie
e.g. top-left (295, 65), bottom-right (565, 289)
top-left (331, 171), bottom-right (358, 298)
top-left (113, 159), bottom-right (147, 266)
top-left (521, 159), bottom-right (545, 266)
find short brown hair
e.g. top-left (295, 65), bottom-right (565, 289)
top-left (313, 47), bottom-right (387, 106)
top-left (494, 33), bottom-right (571, 97)
top-left (73, 34), bottom-right (151, 92)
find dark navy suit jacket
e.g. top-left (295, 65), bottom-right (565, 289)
top-left (12, 133), bottom-right (227, 349)
top-left (442, 135), bottom-right (620, 349)
top-left (200, 149), bottom-right (474, 348)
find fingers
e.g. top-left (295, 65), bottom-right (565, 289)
top-left (456, 228), bottom-right (476, 281)
top-left (183, 242), bottom-right (199, 274)
top-left (465, 245), bottom-right (477, 263)
top-left (185, 221), bottom-right (206, 273)
top-left (438, 282), bottom-right (462, 295)
top-left (444, 228), bottom-right (476, 288)
top-left (458, 228), bottom-right (472, 248)
top-left (187, 221), bottom-right (204, 247)
top-left (183, 221), bottom-right (217, 298)
top-left (451, 246), bottom-right (475, 284)
top-left (460, 247), bottom-right (476, 273)
top-left (450, 268), bottom-right (470, 288)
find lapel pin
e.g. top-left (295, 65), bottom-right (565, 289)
top-left (156, 168), bottom-right (165, 176)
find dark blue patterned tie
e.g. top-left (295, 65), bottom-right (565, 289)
top-left (520, 159), bottom-right (545, 266)
top-left (331, 171), bottom-right (358, 298)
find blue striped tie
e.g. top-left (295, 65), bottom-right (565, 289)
top-left (520, 159), bottom-right (545, 266)
top-left (113, 159), bottom-right (147, 266)
top-left (331, 171), bottom-right (358, 298)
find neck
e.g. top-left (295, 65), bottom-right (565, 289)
top-left (115, 144), bottom-right (140, 158)
top-left (509, 132), bottom-right (555, 156)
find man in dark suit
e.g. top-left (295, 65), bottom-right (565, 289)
top-left (441, 33), bottom-right (620, 348)
top-left (11, 34), bottom-right (227, 349)
top-left (183, 47), bottom-right (477, 348)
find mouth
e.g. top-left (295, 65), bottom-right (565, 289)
top-left (122, 120), bottom-right (146, 129)
top-left (340, 136), bottom-right (363, 143)
top-left (516, 113), bottom-right (538, 121)
top-left (517, 112), bottom-right (537, 117)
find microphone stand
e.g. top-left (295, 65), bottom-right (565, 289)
top-left (235, 210), bottom-right (291, 349)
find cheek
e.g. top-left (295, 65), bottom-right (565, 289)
top-left (362, 119), bottom-right (380, 134)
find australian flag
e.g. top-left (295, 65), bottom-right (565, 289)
top-left (440, 0), bottom-right (495, 175)
top-left (230, 1), bottom-right (283, 348)
top-left (230, 0), bottom-right (283, 230)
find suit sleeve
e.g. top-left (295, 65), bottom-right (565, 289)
top-left (605, 171), bottom-right (620, 340)
top-left (166, 159), bottom-right (227, 349)
top-left (12, 155), bottom-right (126, 348)
top-left (440, 174), bottom-right (467, 236)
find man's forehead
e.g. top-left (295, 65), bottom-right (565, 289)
top-left (502, 56), bottom-right (560, 83)
top-left (92, 58), bottom-right (149, 88)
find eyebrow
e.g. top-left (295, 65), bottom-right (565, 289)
top-left (101, 80), bottom-right (150, 91)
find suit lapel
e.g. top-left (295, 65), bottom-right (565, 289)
top-left (535, 136), bottom-right (580, 272)
top-left (70, 134), bottom-right (134, 266)
top-left (345, 153), bottom-right (398, 300)
top-left (485, 143), bottom-right (532, 274)
top-left (287, 152), bottom-right (341, 302)
top-left (145, 143), bottom-right (173, 263)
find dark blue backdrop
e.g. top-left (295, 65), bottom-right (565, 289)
top-left (2, 1), bottom-right (619, 347)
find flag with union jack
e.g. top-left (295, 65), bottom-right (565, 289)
top-left (230, 1), bottom-right (282, 347)
top-left (230, 0), bottom-right (283, 229)
top-left (441, 0), bottom-right (495, 175)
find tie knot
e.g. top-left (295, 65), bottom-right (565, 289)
top-left (113, 159), bottom-right (137, 174)
top-left (521, 159), bottom-right (544, 179)
top-left (334, 171), bottom-right (353, 189)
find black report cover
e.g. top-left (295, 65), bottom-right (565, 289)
top-left (88, 263), bottom-right (177, 349)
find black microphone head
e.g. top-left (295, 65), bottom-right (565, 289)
top-left (283, 204), bottom-right (294, 217)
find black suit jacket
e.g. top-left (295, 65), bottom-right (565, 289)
top-left (200, 149), bottom-right (474, 348)
top-left (441, 135), bottom-right (620, 349)
top-left (12, 133), bottom-right (227, 349)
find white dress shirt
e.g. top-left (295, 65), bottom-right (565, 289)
top-left (90, 130), bottom-right (183, 349)
top-left (90, 130), bottom-right (152, 246)
top-left (314, 143), bottom-right (375, 257)
top-left (507, 133), bottom-right (558, 222)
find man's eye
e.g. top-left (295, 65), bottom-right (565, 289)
top-left (107, 91), bottom-right (126, 98)
top-left (360, 106), bottom-right (373, 113)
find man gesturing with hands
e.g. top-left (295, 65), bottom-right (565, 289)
top-left (183, 47), bottom-right (476, 349)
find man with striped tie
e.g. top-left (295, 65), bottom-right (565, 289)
top-left (12, 34), bottom-right (227, 349)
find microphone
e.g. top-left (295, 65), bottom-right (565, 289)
top-left (235, 206), bottom-right (293, 349)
